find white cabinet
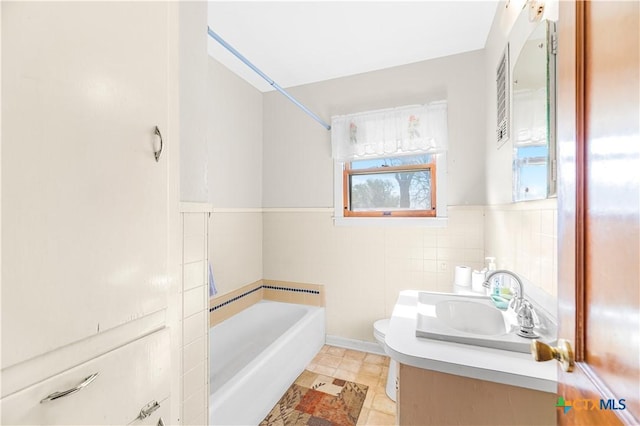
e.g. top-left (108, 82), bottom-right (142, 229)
top-left (1, 329), bottom-right (171, 425)
top-left (2, 2), bottom-right (178, 423)
top-left (2, 2), bottom-right (170, 368)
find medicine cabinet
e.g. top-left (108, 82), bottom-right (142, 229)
top-left (511, 20), bottom-right (557, 202)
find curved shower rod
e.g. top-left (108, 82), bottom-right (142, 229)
top-left (207, 27), bottom-right (331, 131)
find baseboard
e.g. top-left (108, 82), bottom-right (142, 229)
top-left (325, 335), bottom-right (386, 356)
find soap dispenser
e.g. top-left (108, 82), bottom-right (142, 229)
top-left (484, 257), bottom-right (498, 295)
top-left (485, 256), bottom-right (497, 271)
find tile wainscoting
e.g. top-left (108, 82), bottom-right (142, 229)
top-left (484, 199), bottom-right (558, 297)
top-left (180, 206), bottom-right (212, 426)
top-left (208, 203), bottom-right (556, 344)
top-left (263, 207), bottom-right (486, 342)
top-left (209, 280), bottom-right (325, 327)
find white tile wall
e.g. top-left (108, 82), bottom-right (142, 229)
top-left (184, 287), bottom-right (206, 318)
top-left (184, 260), bottom-right (206, 292)
top-left (183, 337), bottom-right (206, 374)
top-left (183, 386), bottom-right (207, 426)
top-left (200, 202), bottom-right (555, 395)
top-left (180, 211), bottom-right (209, 425)
top-left (484, 199), bottom-right (558, 297)
top-left (184, 235), bottom-right (207, 264)
top-left (183, 308), bottom-right (206, 347)
top-left (262, 207), bottom-right (486, 342)
top-left (183, 361), bottom-right (206, 402)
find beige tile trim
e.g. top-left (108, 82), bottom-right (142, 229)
top-left (208, 280), bottom-right (326, 327)
top-left (209, 280), bottom-right (264, 327)
top-left (263, 280), bottom-right (325, 307)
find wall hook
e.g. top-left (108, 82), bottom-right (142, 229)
top-left (154, 126), bottom-right (163, 162)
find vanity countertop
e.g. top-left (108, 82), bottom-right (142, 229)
top-left (385, 290), bottom-right (557, 393)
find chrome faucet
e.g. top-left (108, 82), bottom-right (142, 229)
top-left (483, 270), bottom-right (538, 339)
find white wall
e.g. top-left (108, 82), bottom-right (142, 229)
top-left (206, 57), bottom-right (264, 295)
top-left (210, 211), bottom-right (263, 296)
top-left (262, 49), bottom-right (487, 208)
top-left (207, 57), bottom-right (263, 208)
top-left (179, 3), bottom-right (209, 203)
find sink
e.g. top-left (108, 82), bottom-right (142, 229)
top-left (435, 299), bottom-right (509, 335)
top-left (416, 291), bottom-right (556, 353)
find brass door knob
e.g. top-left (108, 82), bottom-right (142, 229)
top-left (531, 339), bottom-right (575, 372)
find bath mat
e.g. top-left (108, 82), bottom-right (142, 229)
top-left (260, 369), bottom-right (368, 426)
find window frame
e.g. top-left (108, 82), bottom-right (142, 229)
top-left (333, 153), bottom-right (447, 227)
top-left (341, 158), bottom-right (437, 218)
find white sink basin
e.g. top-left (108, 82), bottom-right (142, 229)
top-left (435, 299), bottom-right (509, 335)
top-left (416, 291), bottom-right (556, 353)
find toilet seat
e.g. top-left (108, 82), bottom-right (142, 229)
top-left (373, 319), bottom-right (389, 344)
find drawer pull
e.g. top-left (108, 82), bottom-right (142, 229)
top-left (138, 400), bottom-right (161, 420)
top-left (40, 372), bottom-right (99, 403)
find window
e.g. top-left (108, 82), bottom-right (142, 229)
top-left (343, 154), bottom-right (436, 217)
top-left (331, 101), bottom-right (448, 223)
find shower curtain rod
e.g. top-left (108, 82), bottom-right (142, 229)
top-left (207, 27), bottom-right (331, 131)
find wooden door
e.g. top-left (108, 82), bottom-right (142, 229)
top-left (2, 2), bottom-right (170, 368)
top-left (556, 1), bottom-right (639, 424)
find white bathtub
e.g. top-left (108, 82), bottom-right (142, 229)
top-left (209, 300), bottom-right (325, 425)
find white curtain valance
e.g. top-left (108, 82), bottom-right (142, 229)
top-left (331, 101), bottom-right (448, 161)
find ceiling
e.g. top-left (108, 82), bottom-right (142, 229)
top-left (207, 1), bottom-right (499, 93)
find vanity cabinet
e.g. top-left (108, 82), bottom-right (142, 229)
top-left (397, 363), bottom-right (556, 425)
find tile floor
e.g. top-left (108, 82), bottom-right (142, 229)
top-left (307, 345), bottom-right (396, 426)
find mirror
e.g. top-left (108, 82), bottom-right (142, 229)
top-left (511, 20), bottom-right (557, 201)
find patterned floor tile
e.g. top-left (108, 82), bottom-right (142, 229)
top-left (303, 345), bottom-right (396, 425)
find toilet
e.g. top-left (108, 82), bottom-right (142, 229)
top-left (373, 319), bottom-right (397, 402)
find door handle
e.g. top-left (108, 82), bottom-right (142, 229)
top-left (531, 339), bottom-right (575, 372)
top-left (154, 126), bottom-right (163, 162)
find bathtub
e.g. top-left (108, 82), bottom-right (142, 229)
top-left (209, 300), bottom-right (325, 425)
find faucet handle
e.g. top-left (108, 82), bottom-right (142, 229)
top-left (516, 300), bottom-right (539, 338)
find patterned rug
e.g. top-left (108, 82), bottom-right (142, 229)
top-left (260, 370), bottom-right (369, 426)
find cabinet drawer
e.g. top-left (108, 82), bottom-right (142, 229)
top-left (1, 329), bottom-right (170, 425)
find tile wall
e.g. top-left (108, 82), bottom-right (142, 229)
top-left (262, 207), bottom-right (486, 342)
top-left (484, 199), bottom-right (558, 297)
top-left (208, 202), bottom-right (557, 345)
top-left (180, 211), bottom-right (210, 425)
